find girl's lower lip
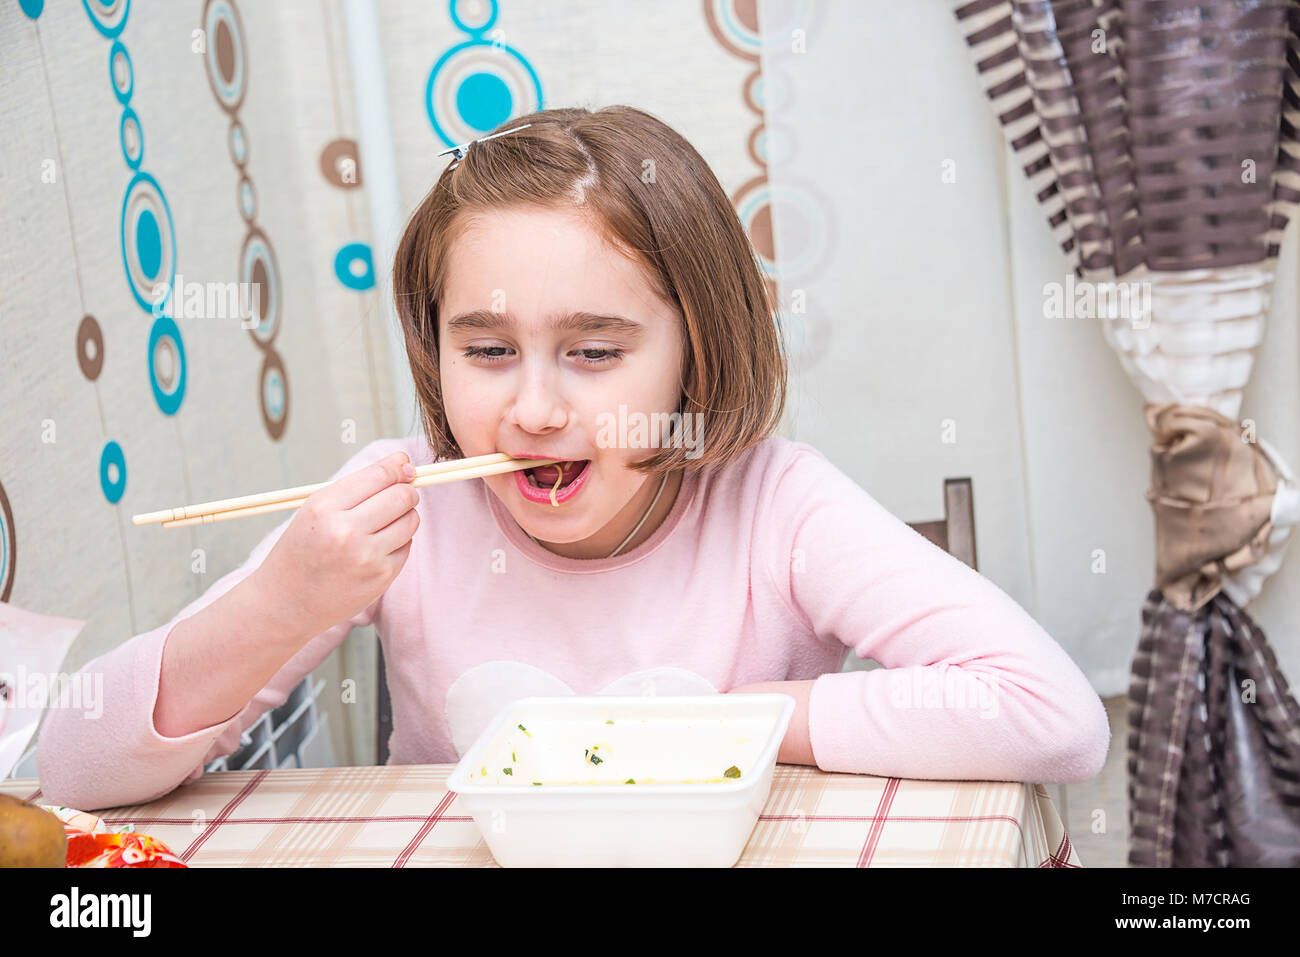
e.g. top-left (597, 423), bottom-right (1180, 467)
top-left (514, 460), bottom-right (592, 505)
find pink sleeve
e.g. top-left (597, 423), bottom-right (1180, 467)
top-left (35, 438), bottom-right (415, 810)
top-left (763, 444), bottom-right (1110, 784)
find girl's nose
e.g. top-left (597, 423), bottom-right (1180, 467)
top-left (509, 365), bottom-right (568, 433)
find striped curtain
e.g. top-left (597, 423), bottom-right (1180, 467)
top-left (954, 0), bottom-right (1300, 866)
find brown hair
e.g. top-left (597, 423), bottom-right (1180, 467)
top-left (391, 105), bottom-right (787, 475)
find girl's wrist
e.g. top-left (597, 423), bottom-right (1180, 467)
top-left (727, 680), bottom-right (818, 766)
top-left (242, 569), bottom-right (318, 648)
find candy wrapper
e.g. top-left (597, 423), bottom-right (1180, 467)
top-left (43, 805), bottom-right (188, 868)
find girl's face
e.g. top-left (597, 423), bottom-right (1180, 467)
top-left (438, 205), bottom-right (685, 559)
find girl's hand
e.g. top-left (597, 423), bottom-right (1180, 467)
top-left (252, 450), bottom-right (421, 640)
top-left (727, 680), bottom-right (818, 766)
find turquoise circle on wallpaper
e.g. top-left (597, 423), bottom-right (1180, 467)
top-left (457, 72), bottom-right (511, 132)
top-left (449, 0), bottom-right (497, 36)
top-left (100, 440), bottom-right (127, 504)
top-left (148, 315), bottom-right (187, 415)
top-left (83, 0), bottom-right (130, 38)
top-left (136, 210), bottom-right (161, 277)
top-left (334, 242), bottom-right (374, 291)
top-left (119, 107), bottom-right (143, 169)
top-left (109, 40), bottom-right (133, 103)
top-left (120, 171), bottom-right (177, 313)
top-left (426, 40), bottom-right (542, 146)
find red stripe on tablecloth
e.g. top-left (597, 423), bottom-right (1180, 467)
top-left (98, 811), bottom-right (1025, 851)
top-left (392, 789), bottom-right (456, 868)
top-left (764, 811), bottom-right (1025, 846)
top-left (99, 811), bottom-right (1021, 828)
top-left (103, 814), bottom-right (474, 826)
top-left (857, 777), bottom-right (901, 868)
top-left (180, 770), bottom-right (269, 863)
top-left (1046, 832), bottom-right (1078, 868)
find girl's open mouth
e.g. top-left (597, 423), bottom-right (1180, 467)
top-left (515, 459), bottom-right (592, 506)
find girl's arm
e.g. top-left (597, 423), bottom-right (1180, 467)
top-left (756, 443), bottom-right (1110, 784)
top-left (154, 448), bottom-right (419, 738)
top-left (36, 438), bottom-right (419, 811)
top-left (151, 571), bottom-right (317, 739)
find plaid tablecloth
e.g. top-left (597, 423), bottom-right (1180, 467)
top-left (1, 765), bottom-right (1080, 867)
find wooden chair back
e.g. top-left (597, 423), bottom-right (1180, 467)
top-left (907, 477), bottom-right (977, 570)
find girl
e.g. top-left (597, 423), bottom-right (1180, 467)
top-left (38, 106), bottom-right (1108, 810)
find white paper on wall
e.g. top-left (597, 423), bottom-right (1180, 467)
top-left (0, 602), bottom-right (86, 778)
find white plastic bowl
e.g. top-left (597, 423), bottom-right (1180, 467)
top-left (446, 694), bottom-right (795, 867)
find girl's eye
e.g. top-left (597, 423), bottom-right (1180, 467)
top-left (461, 346), bottom-right (511, 363)
top-left (573, 348), bottom-right (624, 366)
top-left (460, 346), bottom-right (624, 367)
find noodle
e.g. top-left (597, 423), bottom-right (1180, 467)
top-left (549, 464), bottom-right (564, 507)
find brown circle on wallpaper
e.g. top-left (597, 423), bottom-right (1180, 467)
top-left (228, 118), bottom-right (249, 168)
top-left (746, 123), bottom-right (767, 171)
top-left (237, 173), bottom-right (257, 223)
top-left (743, 70), bottom-right (764, 119)
top-left (258, 348), bottom-right (289, 440)
top-left (239, 227), bottom-right (280, 348)
top-left (704, 0), bottom-right (760, 63)
top-left (77, 314), bottom-right (104, 381)
top-left (320, 138), bottom-right (363, 189)
top-left (216, 20), bottom-right (237, 85)
top-left (0, 481), bottom-right (15, 603)
top-left (202, 0), bottom-right (247, 115)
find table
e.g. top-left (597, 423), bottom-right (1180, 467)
top-left (1, 764), bottom-right (1080, 867)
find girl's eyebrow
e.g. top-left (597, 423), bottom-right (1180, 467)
top-left (445, 308), bottom-right (645, 340)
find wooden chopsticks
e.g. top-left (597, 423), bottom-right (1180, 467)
top-left (132, 452), bottom-right (561, 529)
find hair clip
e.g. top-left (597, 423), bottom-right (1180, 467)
top-left (437, 122), bottom-right (533, 169)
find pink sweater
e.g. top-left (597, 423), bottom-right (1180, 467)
top-left (37, 435), bottom-right (1109, 809)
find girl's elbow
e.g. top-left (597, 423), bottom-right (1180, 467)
top-left (1044, 698), bottom-right (1111, 783)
